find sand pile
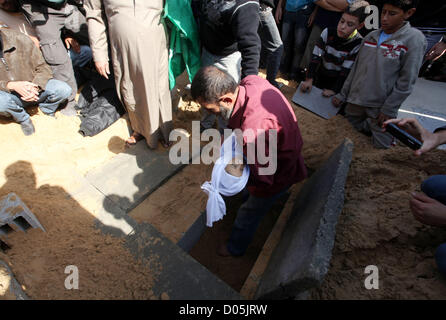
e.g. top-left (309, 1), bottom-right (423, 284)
top-left (0, 110), bottom-right (160, 299)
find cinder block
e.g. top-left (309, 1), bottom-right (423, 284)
top-left (255, 139), bottom-right (353, 299)
top-left (0, 193), bottom-right (45, 237)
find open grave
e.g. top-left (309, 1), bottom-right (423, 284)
top-left (0, 121), bottom-right (353, 300)
top-left (37, 132), bottom-right (353, 299)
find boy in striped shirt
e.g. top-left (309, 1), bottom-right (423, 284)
top-left (300, 1), bottom-right (369, 97)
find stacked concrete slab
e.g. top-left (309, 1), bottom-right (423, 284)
top-left (0, 193), bottom-right (45, 237)
top-left (255, 139), bottom-right (353, 299)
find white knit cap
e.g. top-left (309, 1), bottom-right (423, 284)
top-left (201, 133), bottom-right (250, 227)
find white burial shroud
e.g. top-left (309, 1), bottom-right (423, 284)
top-left (201, 133), bottom-right (250, 227)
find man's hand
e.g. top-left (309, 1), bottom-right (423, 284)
top-left (64, 37), bottom-right (81, 54)
top-left (308, 6), bottom-right (318, 27)
top-left (332, 96), bottom-right (342, 108)
top-left (410, 192), bottom-right (446, 227)
top-left (425, 41), bottom-right (446, 62)
top-left (383, 118), bottom-right (438, 156)
top-left (95, 61), bottom-right (110, 79)
top-left (6, 81), bottom-right (40, 102)
top-left (300, 79), bottom-right (313, 93)
top-left (322, 89), bottom-right (335, 97)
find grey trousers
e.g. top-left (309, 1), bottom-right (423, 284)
top-left (21, 3), bottom-right (88, 106)
top-left (345, 103), bottom-right (396, 149)
top-left (200, 47), bottom-right (241, 130)
top-left (258, 7), bottom-right (283, 87)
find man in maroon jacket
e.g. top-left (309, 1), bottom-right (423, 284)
top-left (191, 65), bottom-right (307, 256)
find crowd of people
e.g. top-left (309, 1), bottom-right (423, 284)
top-left (1, 0), bottom-right (446, 286)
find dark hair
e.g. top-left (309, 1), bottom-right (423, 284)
top-left (382, 0), bottom-right (418, 11)
top-left (191, 66), bottom-right (238, 103)
top-left (344, 1), bottom-right (370, 24)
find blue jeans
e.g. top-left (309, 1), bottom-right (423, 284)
top-left (227, 187), bottom-right (289, 256)
top-left (69, 45), bottom-right (93, 68)
top-left (421, 175), bottom-right (446, 276)
top-left (280, 6), bottom-right (313, 77)
top-left (0, 79), bottom-right (71, 123)
top-left (259, 7), bottom-right (283, 87)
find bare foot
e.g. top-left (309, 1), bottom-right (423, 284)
top-left (125, 132), bottom-right (143, 146)
top-left (217, 242), bottom-right (234, 257)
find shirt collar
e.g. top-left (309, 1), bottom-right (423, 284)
top-left (347, 29), bottom-right (358, 40)
top-left (370, 21), bottom-right (411, 42)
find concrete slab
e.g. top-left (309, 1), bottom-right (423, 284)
top-left (0, 193), bottom-right (45, 237)
top-left (401, 78), bottom-right (446, 115)
top-left (292, 84), bottom-right (339, 119)
top-left (125, 223), bottom-right (242, 300)
top-left (65, 172), bottom-right (137, 238)
top-left (85, 140), bottom-right (186, 213)
top-left (240, 183), bottom-right (303, 299)
top-left (255, 139), bottom-right (353, 299)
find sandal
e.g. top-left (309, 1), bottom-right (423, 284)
top-left (125, 132), bottom-right (143, 146)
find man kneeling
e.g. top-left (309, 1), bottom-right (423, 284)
top-left (191, 66), bottom-right (307, 257)
top-left (0, 27), bottom-right (71, 135)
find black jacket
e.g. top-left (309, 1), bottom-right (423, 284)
top-left (77, 72), bottom-right (125, 137)
top-left (197, 0), bottom-right (261, 79)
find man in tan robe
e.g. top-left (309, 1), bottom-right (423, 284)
top-left (84, 0), bottom-right (173, 149)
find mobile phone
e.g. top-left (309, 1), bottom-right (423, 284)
top-left (386, 123), bottom-right (422, 150)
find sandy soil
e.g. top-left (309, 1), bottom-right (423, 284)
top-left (280, 77), bottom-right (446, 299)
top-left (1, 71), bottom-right (446, 299)
top-left (0, 109), bottom-right (160, 299)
